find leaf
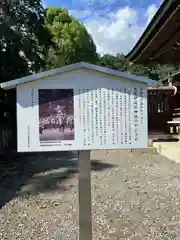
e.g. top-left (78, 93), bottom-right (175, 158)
top-left (44, 7), bottom-right (98, 70)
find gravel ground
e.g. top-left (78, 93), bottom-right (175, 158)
top-left (0, 150), bottom-right (180, 239)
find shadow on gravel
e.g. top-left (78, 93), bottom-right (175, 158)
top-left (153, 138), bottom-right (179, 143)
top-left (0, 151), bottom-right (116, 208)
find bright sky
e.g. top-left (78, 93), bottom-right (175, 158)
top-left (44, 0), bottom-right (163, 55)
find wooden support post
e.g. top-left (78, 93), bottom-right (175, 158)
top-left (78, 150), bottom-right (92, 240)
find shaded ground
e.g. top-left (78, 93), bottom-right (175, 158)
top-left (0, 150), bottom-right (180, 239)
top-left (0, 151), bottom-right (113, 207)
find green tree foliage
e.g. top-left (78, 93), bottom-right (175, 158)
top-left (44, 7), bottom-right (98, 69)
top-left (0, 0), bottom-right (51, 83)
top-left (97, 53), bottom-right (127, 71)
top-left (156, 64), bottom-right (178, 81)
top-left (97, 53), bottom-right (152, 77)
top-left (0, 1), bottom-right (177, 82)
top-left (97, 53), bottom-right (177, 81)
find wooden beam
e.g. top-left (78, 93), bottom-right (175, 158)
top-left (126, 0), bottom-right (175, 62)
top-left (151, 27), bottom-right (180, 60)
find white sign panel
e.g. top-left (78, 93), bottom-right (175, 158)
top-left (17, 73), bottom-right (148, 152)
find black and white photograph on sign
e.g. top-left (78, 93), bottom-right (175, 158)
top-left (39, 89), bottom-right (74, 142)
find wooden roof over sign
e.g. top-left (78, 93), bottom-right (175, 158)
top-left (126, 0), bottom-right (180, 65)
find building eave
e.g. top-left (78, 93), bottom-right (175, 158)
top-left (0, 62), bottom-right (156, 90)
top-left (126, 0), bottom-right (180, 64)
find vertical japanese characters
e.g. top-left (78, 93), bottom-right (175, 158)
top-left (77, 87), bottom-right (145, 147)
